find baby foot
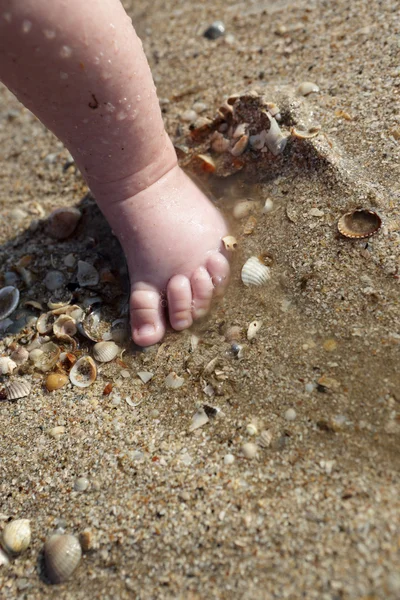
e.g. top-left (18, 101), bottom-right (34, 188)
top-left (96, 164), bottom-right (230, 346)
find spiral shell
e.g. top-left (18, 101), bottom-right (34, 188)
top-left (92, 341), bottom-right (119, 363)
top-left (69, 356), bottom-right (97, 388)
top-left (44, 534), bottom-right (82, 584)
top-left (2, 378), bottom-right (31, 400)
top-left (77, 261), bottom-right (99, 287)
top-left (0, 286), bottom-right (20, 320)
top-left (241, 257), bottom-right (271, 286)
top-left (1, 519), bottom-right (31, 555)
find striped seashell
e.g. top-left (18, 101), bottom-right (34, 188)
top-left (2, 519), bottom-right (31, 554)
top-left (337, 209), bottom-right (382, 239)
top-left (44, 534), bottom-right (82, 584)
top-left (241, 257), bottom-right (271, 286)
top-left (2, 378), bottom-right (31, 400)
top-left (92, 341), bottom-right (119, 363)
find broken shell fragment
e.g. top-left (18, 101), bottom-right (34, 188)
top-left (222, 236), bottom-right (238, 251)
top-left (44, 534), bottom-right (82, 584)
top-left (0, 356), bottom-right (17, 375)
top-left (247, 320), bottom-right (262, 341)
top-left (30, 342), bottom-right (60, 372)
top-left (46, 373), bottom-right (69, 392)
top-left (241, 256), bottom-right (271, 286)
top-left (2, 378), bottom-right (31, 400)
top-left (338, 209), bottom-right (382, 239)
top-left (230, 134), bottom-right (249, 157)
top-left (264, 115), bottom-right (288, 156)
top-left (291, 126), bottom-right (321, 139)
top-left (92, 341), bottom-right (119, 363)
top-left (210, 131), bottom-right (230, 153)
top-left (189, 408), bottom-right (209, 432)
top-left (297, 81), bottom-right (320, 96)
top-left (69, 356), bottom-right (97, 388)
top-left (37, 312), bottom-right (56, 334)
top-left (165, 372), bottom-right (185, 389)
top-left (2, 519), bottom-right (31, 555)
top-left (189, 153), bottom-right (216, 174)
top-left (53, 315), bottom-right (77, 337)
top-left (10, 346), bottom-right (29, 366)
top-left (46, 207), bottom-right (82, 240)
top-left (0, 286), bottom-right (20, 320)
top-left (77, 261), bottom-right (99, 287)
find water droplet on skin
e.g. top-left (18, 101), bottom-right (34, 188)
top-left (3, 12), bottom-right (12, 23)
top-left (105, 103), bottom-right (115, 113)
top-left (136, 95), bottom-right (141, 102)
top-left (22, 20), bottom-right (32, 34)
top-left (60, 72), bottom-right (68, 80)
top-left (110, 23), bottom-right (115, 29)
top-left (129, 110), bottom-right (138, 121)
top-left (116, 111), bottom-right (127, 121)
top-left (60, 45), bottom-right (72, 58)
top-left (94, 56), bottom-right (100, 65)
top-left (102, 72), bottom-right (112, 80)
top-left (44, 29), bottom-right (56, 39)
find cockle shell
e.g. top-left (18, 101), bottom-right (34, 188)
top-left (53, 315), bottom-right (77, 337)
top-left (44, 534), bottom-right (82, 584)
top-left (69, 356), bottom-right (97, 388)
top-left (337, 209), bottom-right (382, 239)
top-left (0, 356), bottom-right (17, 375)
top-left (1, 519), bottom-right (31, 554)
top-left (0, 286), bottom-right (20, 320)
top-left (37, 312), bottom-right (56, 334)
top-left (46, 207), bottom-right (82, 240)
top-left (1, 379), bottom-right (31, 400)
top-left (241, 257), bottom-right (271, 286)
top-left (77, 261), bottom-right (99, 287)
top-left (92, 341), bottom-right (119, 363)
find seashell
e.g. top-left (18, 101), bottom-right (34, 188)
top-left (291, 126), bottom-right (321, 139)
top-left (165, 372), bottom-right (185, 389)
top-left (137, 371), bottom-right (154, 384)
top-left (0, 356), bottom-right (17, 375)
top-left (249, 130), bottom-right (267, 150)
top-left (230, 134), bottom-right (249, 156)
top-left (189, 408), bottom-right (209, 432)
top-left (242, 442), bottom-right (258, 459)
top-left (233, 123), bottom-right (248, 139)
top-left (63, 305), bottom-right (84, 321)
top-left (297, 81), bottom-right (320, 96)
top-left (263, 198), bottom-right (274, 213)
top-left (44, 270), bottom-right (66, 292)
top-left (246, 423), bottom-right (258, 436)
top-left (1, 519), bottom-right (31, 555)
top-left (77, 260), bottom-right (99, 287)
top-left (247, 320), bottom-right (262, 341)
top-left (2, 378), bottom-right (31, 400)
top-left (69, 356), bottom-right (97, 388)
top-left (30, 342), bottom-right (60, 372)
top-left (222, 236), bottom-right (238, 251)
top-left (47, 292), bottom-right (73, 311)
top-left (76, 308), bottom-right (102, 342)
top-left (232, 200), bottom-right (256, 220)
top-left (258, 429), bottom-right (273, 448)
top-left (0, 286), bottom-right (20, 320)
top-left (265, 102), bottom-right (281, 119)
top-left (337, 209), bottom-right (382, 239)
top-left (24, 300), bottom-right (43, 311)
top-left (47, 425), bottom-right (66, 439)
top-left (63, 253), bottom-right (76, 268)
top-left (241, 256), bottom-right (271, 286)
top-left (225, 325), bottom-right (242, 342)
top-left (10, 346), bottom-right (29, 366)
top-left (46, 373), bottom-right (69, 392)
top-left (203, 20), bottom-right (225, 40)
top-left (189, 153), bottom-right (216, 174)
top-left (92, 341), bottom-right (119, 363)
top-left (210, 131), bottom-right (230, 153)
top-left (46, 207), bottom-right (82, 240)
top-left (0, 547), bottom-right (9, 566)
top-left (44, 534), bottom-right (82, 584)
top-left (53, 315), bottom-right (77, 337)
top-left (264, 115), bottom-right (287, 156)
top-left (181, 109), bottom-right (198, 123)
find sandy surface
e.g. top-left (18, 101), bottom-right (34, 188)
top-left (1, 0), bottom-right (400, 598)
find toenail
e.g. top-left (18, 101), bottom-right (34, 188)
top-left (175, 319), bottom-right (190, 330)
top-left (137, 324), bottom-right (156, 336)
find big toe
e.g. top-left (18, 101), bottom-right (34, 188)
top-left (130, 282), bottom-right (166, 346)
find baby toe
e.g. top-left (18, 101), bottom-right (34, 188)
top-left (130, 282), bottom-right (166, 346)
top-left (206, 252), bottom-right (230, 297)
top-left (167, 274), bottom-right (193, 331)
top-left (190, 266), bottom-right (214, 319)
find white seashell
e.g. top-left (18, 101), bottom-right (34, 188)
top-left (189, 408), bottom-right (209, 432)
top-left (137, 371), bottom-right (154, 384)
top-left (0, 286), bottom-right (20, 320)
top-left (233, 123), bottom-right (248, 139)
top-left (264, 115), bottom-right (287, 156)
top-left (247, 320), bottom-right (262, 341)
top-left (2, 519), bottom-right (31, 554)
top-left (242, 442), bottom-right (258, 459)
top-left (210, 131), bottom-right (230, 153)
top-left (69, 356), bottom-right (97, 388)
top-left (249, 130), bottom-right (267, 150)
top-left (3, 379), bottom-right (31, 400)
top-left (92, 341), bottom-right (119, 363)
top-left (64, 305), bottom-right (84, 321)
top-left (46, 207), bottom-right (81, 240)
top-left (77, 261), bottom-right (99, 287)
top-left (47, 426), bottom-right (66, 439)
top-left (263, 198), bottom-right (274, 214)
top-left (297, 81), bottom-right (319, 96)
top-left (222, 235), bottom-right (238, 251)
top-left (284, 408), bottom-right (297, 421)
top-left (223, 453), bottom-right (235, 465)
top-left (44, 270), bottom-right (66, 292)
top-left (37, 312), bottom-right (56, 334)
top-left (47, 292), bottom-right (72, 311)
top-left (246, 423), bottom-right (258, 436)
top-left (0, 356), bottom-right (17, 375)
top-left (53, 315), bottom-right (77, 337)
top-left (0, 547), bottom-right (9, 566)
top-left (44, 534), bottom-right (82, 584)
top-left (30, 342), bottom-right (60, 372)
top-left (258, 429), bottom-right (272, 448)
top-left (265, 102), bottom-right (281, 119)
top-left (10, 346), bottom-right (29, 366)
top-left (165, 372), bottom-right (185, 389)
top-left (241, 257), bottom-right (271, 286)
top-left (232, 200), bottom-right (255, 220)
top-left (230, 134), bottom-right (249, 156)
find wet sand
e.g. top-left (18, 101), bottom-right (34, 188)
top-left (1, 0), bottom-right (400, 598)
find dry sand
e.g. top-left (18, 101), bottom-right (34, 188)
top-left (1, 0), bottom-right (400, 598)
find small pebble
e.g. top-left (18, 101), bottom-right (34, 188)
top-left (181, 109), bottom-right (198, 122)
top-left (192, 101), bottom-right (207, 113)
top-left (73, 477), bottom-right (89, 492)
top-left (305, 382), bottom-right (315, 393)
top-left (242, 442), bottom-right (258, 459)
top-left (44, 270), bottom-right (65, 291)
top-left (203, 21), bottom-right (225, 40)
top-left (47, 426), bottom-right (66, 439)
top-left (223, 453), bottom-right (235, 465)
top-left (263, 198), bottom-right (274, 213)
top-left (297, 81), bottom-right (320, 96)
top-left (284, 408), bottom-right (297, 422)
